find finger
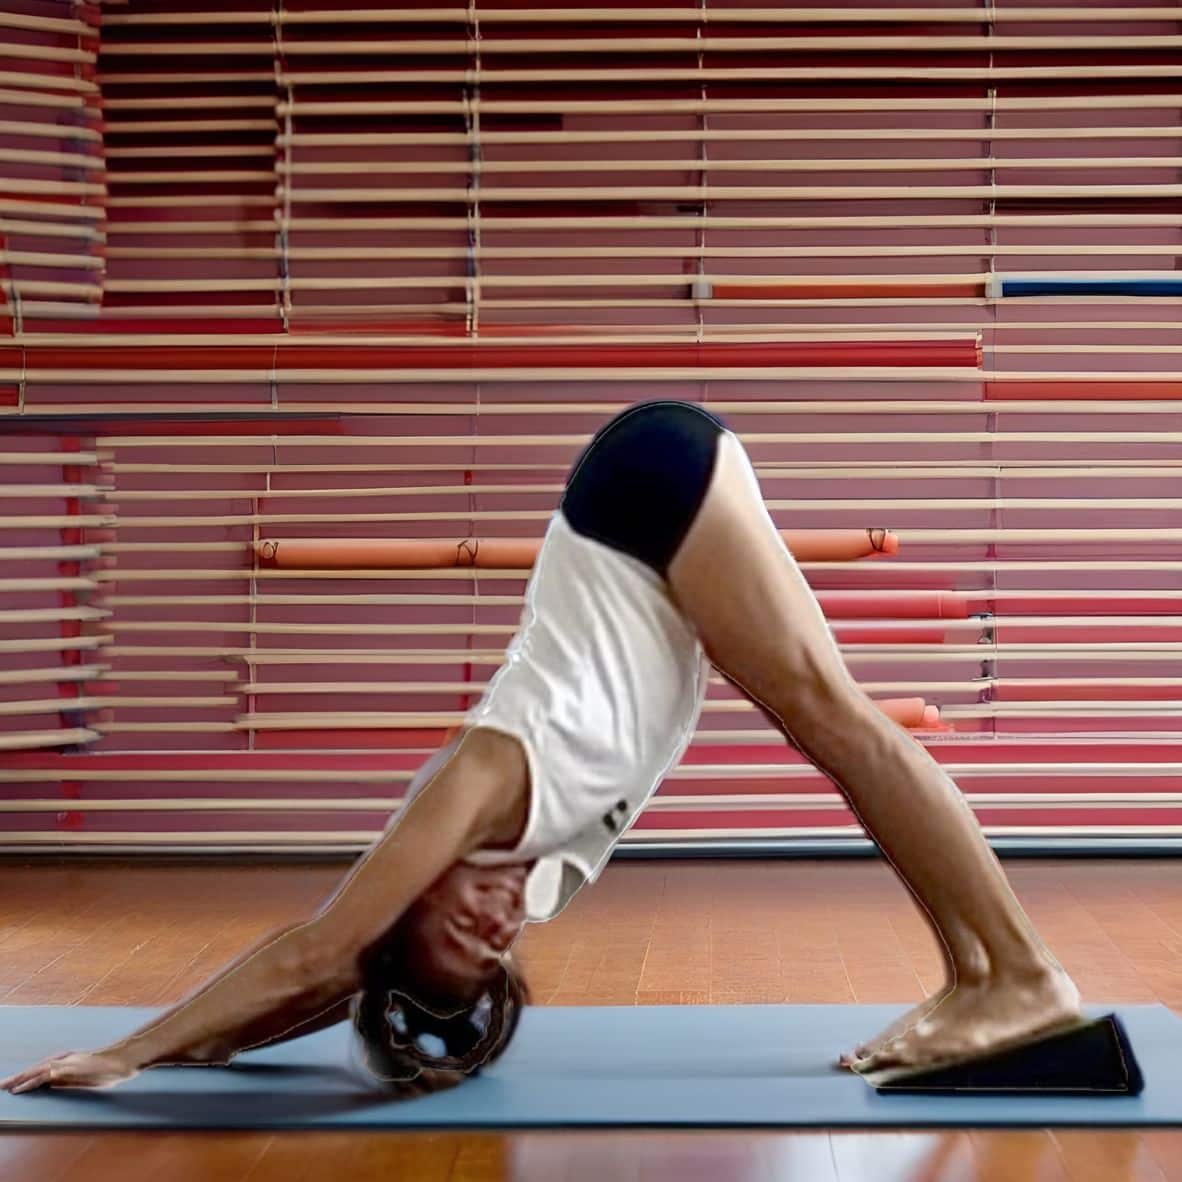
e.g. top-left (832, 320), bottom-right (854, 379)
top-left (11, 1069), bottom-right (50, 1095)
top-left (1, 1066), bottom-right (42, 1092)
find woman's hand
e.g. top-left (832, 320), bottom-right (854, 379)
top-left (1, 1047), bottom-right (140, 1094)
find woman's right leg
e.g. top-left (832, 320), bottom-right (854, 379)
top-left (666, 432), bottom-right (1080, 1073)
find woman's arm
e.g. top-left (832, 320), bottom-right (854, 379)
top-left (114, 922), bottom-right (349, 1070)
top-left (115, 732), bottom-right (525, 1070)
top-left (185, 993), bottom-right (358, 1061)
top-left (3, 731), bottom-right (529, 1090)
top-left (242, 994), bottom-right (357, 1050)
top-left (2, 971), bottom-right (359, 1092)
top-left (163, 995), bottom-right (356, 1064)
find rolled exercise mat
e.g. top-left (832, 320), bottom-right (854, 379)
top-left (0, 1004), bottom-right (1170, 1130)
top-left (991, 276), bottom-right (1182, 298)
top-left (254, 529), bottom-right (899, 570)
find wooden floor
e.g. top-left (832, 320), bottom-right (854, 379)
top-left (2, 856), bottom-right (1182, 1180)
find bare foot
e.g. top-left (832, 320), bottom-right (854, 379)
top-left (837, 986), bottom-right (951, 1068)
top-left (852, 966), bottom-right (1082, 1083)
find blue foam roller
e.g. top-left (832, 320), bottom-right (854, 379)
top-left (1000, 278), bottom-right (1182, 298)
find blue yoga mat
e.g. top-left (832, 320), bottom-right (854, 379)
top-left (0, 1004), bottom-right (1177, 1129)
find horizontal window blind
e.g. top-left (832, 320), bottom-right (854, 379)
top-left (0, 1), bottom-right (103, 339)
top-left (1, 1), bottom-right (1181, 853)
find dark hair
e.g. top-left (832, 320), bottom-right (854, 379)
top-left (351, 948), bottom-right (529, 1098)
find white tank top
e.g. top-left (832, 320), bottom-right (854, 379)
top-left (461, 510), bottom-right (709, 921)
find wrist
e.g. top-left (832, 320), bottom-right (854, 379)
top-left (111, 1033), bottom-right (227, 1070)
top-left (105, 1037), bottom-right (152, 1071)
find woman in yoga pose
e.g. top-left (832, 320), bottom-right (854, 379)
top-left (3, 401), bottom-right (1081, 1096)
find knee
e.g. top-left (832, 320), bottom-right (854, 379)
top-left (765, 676), bottom-right (879, 756)
top-left (758, 650), bottom-right (860, 724)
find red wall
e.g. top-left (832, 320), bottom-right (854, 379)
top-left (3, 1), bottom-right (1182, 850)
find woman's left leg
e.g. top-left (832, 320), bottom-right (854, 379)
top-left (666, 430), bottom-right (1080, 1075)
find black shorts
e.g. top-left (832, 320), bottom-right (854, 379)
top-left (560, 400), bottom-right (728, 578)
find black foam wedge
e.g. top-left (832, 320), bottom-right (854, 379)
top-left (863, 1014), bottom-right (1144, 1096)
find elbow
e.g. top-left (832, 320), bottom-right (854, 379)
top-left (292, 921), bottom-right (363, 997)
top-left (334, 953), bottom-right (365, 995)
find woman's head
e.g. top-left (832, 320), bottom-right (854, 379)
top-left (396, 860), bottom-right (529, 1002)
top-left (351, 860), bottom-right (531, 1095)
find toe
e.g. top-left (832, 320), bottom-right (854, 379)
top-left (854, 1038), bottom-right (910, 1076)
top-left (840, 1040), bottom-right (874, 1067)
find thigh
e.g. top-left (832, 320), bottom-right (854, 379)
top-left (666, 432), bottom-right (859, 720)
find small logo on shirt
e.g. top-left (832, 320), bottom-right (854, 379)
top-left (602, 799), bottom-right (629, 833)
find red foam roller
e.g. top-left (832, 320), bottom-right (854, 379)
top-left (831, 625), bottom-right (948, 644)
top-left (999, 624), bottom-right (1182, 644)
top-left (815, 591), bottom-right (967, 620)
top-left (713, 282), bottom-right (985, 300)
top-left (986, 380), bottom-right (1182, 401)
top-left (24, 340), bottom-right (979, 371)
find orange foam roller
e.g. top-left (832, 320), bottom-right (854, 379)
top-left (253, 537), bottom-right (540, 570)
top-left (451, 695), bottom-right (940, 732)
top-left (254, 529), bottom-right (898, 570)
top-left (877, 697), bottom-right (945, 731)
top-left (357, 699), bottom-right (941, 753)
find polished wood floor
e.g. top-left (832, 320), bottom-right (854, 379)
top-left (2, 856), bottom-right (1182, 1181)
